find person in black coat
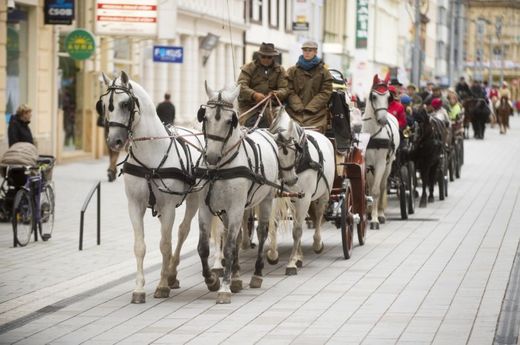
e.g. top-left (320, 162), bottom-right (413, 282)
top-left (156, 92), bottom-right (175, 125)
top-left (8, 104), bottom-right (34, 147)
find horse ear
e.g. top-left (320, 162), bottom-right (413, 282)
top-left (372, 74), bottom-right (379, 86)
top-left (229, 84), bottom-right (241, 101)
top-left (383, 72), bottom-right (390, 84)
top-left (101, 72), bottom-right (111, 87)
top-left (120, 71), bottom-right (129, 86)
top-left (205, 81), bottom-right (216, 99)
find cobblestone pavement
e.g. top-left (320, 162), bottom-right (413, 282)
top-left (1, 118), bottom-right (520, 345)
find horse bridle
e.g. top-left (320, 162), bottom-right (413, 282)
top-left (96, 80), bottom-right (140, 134)
top-left (198, 92), bottom-right (240, 166)
top-left (369, 82), bottom-right (390, 115)
top-left (275, 126), bottom-right (305, 172)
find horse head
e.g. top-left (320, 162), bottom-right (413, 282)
top-left (199, 82), bottom-right (240, 166)
top-left (97, 71), bottom-right (142, 151)
top-left (367, 74), bottom-right (391, 125)
top-left (269, 109), bottom-right (301, 186)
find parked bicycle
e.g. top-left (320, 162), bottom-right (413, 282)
top-left (0, 156), bottom-right (55, 247)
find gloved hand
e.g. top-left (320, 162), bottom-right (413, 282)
top-left (253, 92), bottom-right (266, 103)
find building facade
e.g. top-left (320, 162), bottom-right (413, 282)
top-left (465, 0), bottom-right (520, 91)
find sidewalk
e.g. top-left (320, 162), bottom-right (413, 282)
top-left (1, 117), bottom-right (520, 344)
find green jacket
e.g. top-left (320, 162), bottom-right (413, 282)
top-left (237, 60), bottom-right (289, 122)
top-left (286, 61), bottom-right (333, 131)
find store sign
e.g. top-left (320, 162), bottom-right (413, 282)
top-left (153, 46), bottom-right (183, 63)
top-left (292, 0), bottom-right (310, 31)
top-left (355, 0), bottom-right (369, 49)
top-left (44, 0), bottom-right (75, 25)
top-left (65, 29), bottom-right (95, 60)
top-left (95, 0), bottom-right (157, 37)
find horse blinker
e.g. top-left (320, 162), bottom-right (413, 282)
top-left (197, 106), bottom-right (206, 122)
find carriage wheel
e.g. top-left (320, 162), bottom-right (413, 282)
top-left (407, 161), bottom-right (415, 215)
top-left (455, 141), bottom-right (462, 178)
top-left (340, 180), bottom-right (354, 260)
top-left (357, 179), bottom-right (367, 246)
top-left (438, 159), bottom-right (445, 201)
top-left (399, 165), bottom-right (408, 220)
top-left (12, 189), bottom-right (34, 247)
top-left (448, 150), bottom-right (455, 182)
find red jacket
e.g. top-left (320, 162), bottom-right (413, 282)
top-left (388, 101), bottom-right (406, 129)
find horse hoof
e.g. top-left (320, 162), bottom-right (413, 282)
top-left (370, 222), bottom-right (379, 230)
top-left (205, 275), bottom-right (220, 292)
top-left (230, 279), bottom-right (243, 293)
top-left (153, 287), bottom-right (170, 299)
top-left (428, 196), bottom-right (434, 203)
top-left (313, 242), bottom-right (324, 254)
top-left (216, 292), bottom-right (232, 304)
top-left (168, 277), bottom-right (180, 289)
top-left (285, 267), bottom-right (298, 276)
top-left (378, 216), bottom-right (386, 224)
top-left (296, 260), bottom-right (303, 268)
top-left (267, 250), bottom-right (279, 265)
top-left (419, 201), bottom-right (426, 208)
top-left (211, 268), bottom-right (224, 277)
top-left (250, 275), bottom-right (263, 289)
top-left (131, 292), bottom-right (146, 304)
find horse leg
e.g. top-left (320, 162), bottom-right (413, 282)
top-left (197, 206), bottom-right (220, 293)
top-left (266, 214), bottom-right (279, 265)
top-left (286, 198), bottom-right (307, 275)
top-left (369, 166), bottom-right (384, 230)
top-left (128, 200), bottom-right (147, 303)
top-left (230, 228), bottom-right (242, 293)
top-left (167, 192), bottom-right (199, 290)
top-left (240, 209), bottom-right (253, 250)
top-left (377, 164), bottom-right (392, 224)
top-left (312, 195), bottom-right (328, 253)
top-left (428, 165), bottom-right (436, 203)
top-left (211, 221), bottom-right (225, 277)
top-left (153, 203), bottom-right (175, 299)
top-left (250, 197), bottom-right (273, 288)
top-left (217, 211), bottom-right (242, 304)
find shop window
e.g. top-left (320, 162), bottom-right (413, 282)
top-left (58, 34), bottom-right (80, 151)
top-left (6, 6), bottom-right (29, 123)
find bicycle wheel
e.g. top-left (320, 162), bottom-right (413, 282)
top-left (12, 189), bottom-right (34, 247)
top-left (39, 183), bottom-right (55, 241)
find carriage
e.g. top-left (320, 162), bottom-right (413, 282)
top-left (323, 69), bottom-right (369, 260)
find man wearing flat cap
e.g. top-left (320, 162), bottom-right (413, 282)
top-left (286, 40), bottom-right (332, 133)
top-left (237, 42), bottom-right (289, 127)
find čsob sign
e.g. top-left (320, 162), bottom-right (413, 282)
top-left (153, 46), bottom-right (183, 63)
top-left (44, 0), bottom-right (75, 25)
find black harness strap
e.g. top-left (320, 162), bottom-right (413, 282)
top-left (296, 135), bottom-right (330, 197)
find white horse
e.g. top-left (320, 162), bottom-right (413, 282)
top-left (266, 110), bottom-right (335, 274)
top-left (196, 83), bottom-right (282, 304)
top-left (98, 71), bottom-right (203, 303)
top-left (362, 74), bottom-right (400, 230)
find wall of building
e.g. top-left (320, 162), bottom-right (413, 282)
top-left (1, 0), bottom-right (56, 157)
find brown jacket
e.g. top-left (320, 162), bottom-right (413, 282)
top-left (237, 60), bottom-right (289, 123)
top-left (286, 61), bottom-right (333, 131)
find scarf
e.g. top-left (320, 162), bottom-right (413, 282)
top-left (297, 55), bottom-right (321, 71)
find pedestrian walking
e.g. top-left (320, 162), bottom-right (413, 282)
top-left (286, 40), bottom-right (333, 133)
top-left (156, 92), bottom-right (175, 126)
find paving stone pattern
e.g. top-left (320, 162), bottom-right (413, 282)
top-left (1, 118), bottom-right (520, 344)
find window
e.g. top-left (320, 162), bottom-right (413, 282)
top-left (250, 0), bottom-right (263, 23)
top-left (285, 0), bottom-right (292, 32)
top-left (6, 6), bottom-right (29, 120)
top-left (269, 0), bottom-right (279, 28)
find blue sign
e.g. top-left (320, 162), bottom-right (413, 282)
top-left (44, 0), bottom-right (75, 25)
top-left (153, 46), bottom-right (183, 63)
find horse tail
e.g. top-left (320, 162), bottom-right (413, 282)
top-left (268, 196), bottom-right (295, 238)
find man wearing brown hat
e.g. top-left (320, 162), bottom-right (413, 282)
top-left (286, 40), bottom-right (332, 133)
top-left (237, 42), bottom-right (289, 127)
